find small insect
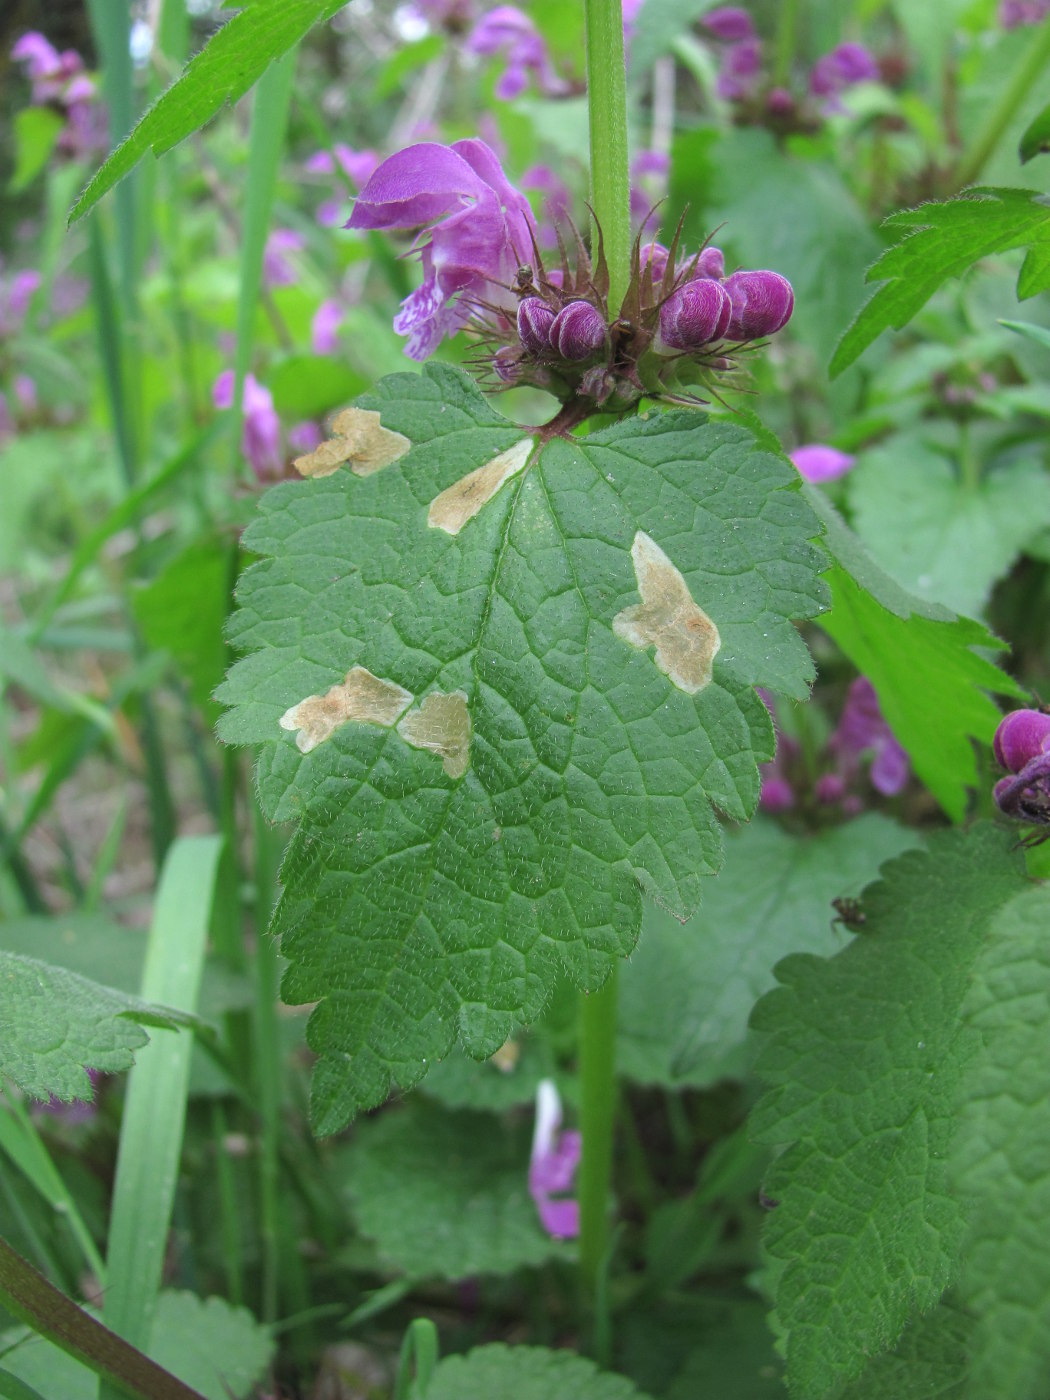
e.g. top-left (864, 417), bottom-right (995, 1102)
top-left (831, 896), bottom-right (867, 933)
top-left (514, 264), bottom-right (537, 295)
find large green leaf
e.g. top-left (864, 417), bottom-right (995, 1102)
top-left (846, 434), bottom-right (1050, 616)
top-left (343, 1102), bottom-right (567, 1279)
top-left (617, 815), bottom-right (919, 1089)
top-left (68, 0), bottom-right (347, 224)
top-left (809, 488), bottom-right (1024, 822)
top-left (750, 826), bottom-right (1029, 1397)
top-left (0, 952), bottom-right (190, 1103)
top-left (830, 187), bottom-right (1050, 377)
top-left (423, 1345), bottom-right (653, 1400)
top-left (219, 365), bottom-right (827, 1131)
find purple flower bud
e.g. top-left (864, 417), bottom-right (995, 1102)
top-left (691, 245), bottom-right (726, 280)
top-left (790, 444), bottom-right (855, 483)
top-left (993, 709), bottom-right (1050, 774)
top-left (549, 301), bottom-right (607, 360)
top-left (701, 6), bottom-right (755, 41)
top-left (722, 269), bottom-right (794, 339)
top-left (517, 296), bottom-right (556, 354)
top-left (658, 278), bottom-right (733, 350)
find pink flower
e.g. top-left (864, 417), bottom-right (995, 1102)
top-left (263, 229), bottom-right (305, 287)
top-left (790, 443), bottom-right (855, 483)
top-left (829, 677), bottom-right (910, 797)
top-left (347, 138), bottom-right (538, 359)
top-left (0, 268), bottom-right (41, 336)
top-left (465, 6), bottom-right (567, 100)
top-left (311, 299), bottom-right (343, 354)
top-left (213, 370), bottom-right (283, 481)
top-left (529, 1079), bottom-right (580, 1239)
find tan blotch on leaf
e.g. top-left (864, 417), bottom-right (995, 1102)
top-left (293, 407), bottom-right (411, 479)
top-left (428, 438), bottom-right (533, 535)
top-left (279, 667), bottom-right (413, 753)
top-left (612, 532), bottom-right (721, 694)
top-left (397, 690), bottom-right (472, 778)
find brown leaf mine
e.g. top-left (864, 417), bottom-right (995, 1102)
top-left (293, 407), bottom-right (411, 479)
top-left (279, 667), bottom-right (413, 753)
top-left (612, 532), bottom-right (721, 694)
top-left (427, 438), bottom-right (533, 535)
top-left (397, 690), bottom-right (472, 778)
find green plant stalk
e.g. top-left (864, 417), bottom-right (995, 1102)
top-left (0, 1236), bottom-right (204, 1400)
top-left (252, 796), bottom-right (284, 1325)
top-left (577, 0), bottom-right (631, 1328)
top-left (232, 51), bottom-right (297, 474)
top-left (209, 1101), bottom-right (244, 1308)
top-left (584, 0), bottom-right (632, 310)
top-left (772, 0), bottom-right (801, 89)
top-left (953, 18), bottom-right (1050, 188)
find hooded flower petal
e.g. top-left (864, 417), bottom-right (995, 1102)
top-left (790, 443), bottom-right (855, 483)
top-left (529, 1079), bottom-right (580, 1239)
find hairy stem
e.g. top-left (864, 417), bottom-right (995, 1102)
top-left (584, 0), bottom-right (632, 310)
top-left (577, 966), bottom-right (619, 1349)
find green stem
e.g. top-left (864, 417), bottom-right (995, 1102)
top-left (584, 0), bottom-right (632, 310)
top-left (771, 0), bottom-right (800, 90)
top-left (577, 965), bottom-right (619, 1345)
top-left (953, 18), bottom-right (1050, 188)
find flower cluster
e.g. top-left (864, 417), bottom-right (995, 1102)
top-left (347, 139), bottom-right (794, 410)
top-left (992, 708), bottom-right (1050, 833)
top-left (698, 9), bottom-right (880, 122)
top-left (760, 679), bottom-right (909, 815)
top-left (11, 31), bottom-right (105, 159)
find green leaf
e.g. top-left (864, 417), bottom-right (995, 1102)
top-left (0, 951), bottom-right (189, 1103)
top-left (628, 0), bottom-right (721, 76)
top-left (8, 107), bottom-right (64, 194)
top-left (420, 1033), bottom-right (558, 1111)
top-left (617, 815), bottom-right (920, 1089)
top-left (1020, 98), bottom-right (1050, 162)
top-left (68, 0), bottom-right (347, 225)
top-left (219, 364), bottom-right (827, 1131)
top-left (999, 315), bottom-right (1050, 350)
top-left (830, 187), bottom-right (1050, 377)
top-left (838, 1306), bottom-right (970, 1399)
top-left (749, 826), bottom-right (1028, 1396)
top-left (423, 1344), bottom-right (654, 1400)
top-left (808, 488), bottom-right (1024, 822)
top-left (950, 882), bottom-right (1050, 1399)
top-left (0, 1291), bottom-right (272, 1400)
top-left (268, 356), bottom-right (368, 420)
top-left (846, 433), bottom-right (1050, 616)
top-left (343, 1102), bottom-right (568, 1280)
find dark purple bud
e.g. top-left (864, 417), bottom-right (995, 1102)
top-left (658, 278), bottom-right (733, 350)
top-left (722, 270), bottom-right (794, 340)
top-left (493, 346), bottom-right (523, 382)
top-left (993, 709), bottom-right (1050, 773)
top-left (549, 301), bottom-right (607, 360)
top-left (640, 241), bottom-right (671, 283)
top-left (691, 245), bottom-right (725, 280)
top-left (517, 296), bottom-right (556, 355)
top-left (700, 6), bottom-right (755, 41)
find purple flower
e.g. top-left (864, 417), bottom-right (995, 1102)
top-left (999, 0), bottom-right (1050, 26)
top-left (465, 6), bottom-right (566, 100)
top-left (630, 148), bottom-right (670, 229)
top-left (0, 268), bottom-right (41, 336)
top-left (263, 229), bottom-right (305, 287)
top-left (287, 421), bottom-right (323, 454)
top-left (311, 299), bottom-right (343, 355)
top-left (347, 139), bottom-right (538, 359)
top-left (790, 443), bottom-right (855, 483)
top-left (715, 37), bottom-right (763, 101)
top-left (529, 1079), bottom-right (580, 1239)
top-left (517, 296), bottom-right (556, 355)
top-left (810, 42), bottom-right (879, 111)
top-left (701, 7), bottom-right (756, 41)
top-left (213, 370), bottom-right (283, 481)
top-left (722, 269), bottom-right (794, 339)
top-left (994, 709), bottom-right (1050, 773)
top-left (829, 677), bottom-right (910, 797)
top-left (521, 164), bottom-right (572, 250)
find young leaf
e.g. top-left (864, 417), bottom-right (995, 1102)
top-left (1019, 99), bottom-right (1050, 163)
top-left (808, 487), bottom-right (1025, 822)
top-left (67, 0), bottom-right (347, 225)
top-left (750, 826), bottom-right (1028, 1396)
top-left (343, 1102), bottom-right (568, 1279)
top-left (830, 187), bottom-right (1050, 377)
top-left (0, 951), bottom-right (190, 1103)
top-left (219, 364), bottom-right (827, 1130)
top-left (423, 1344), bottom-right (654, 1400)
